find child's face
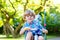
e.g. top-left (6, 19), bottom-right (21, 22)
top-left (25, 15), bottom-right (35, 23)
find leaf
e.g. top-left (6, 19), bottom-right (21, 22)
top-left (0, 20), bottom-right (3, 27)
top-left (9, 18), bottom-right (13, 26)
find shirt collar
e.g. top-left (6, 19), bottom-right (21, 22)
top-left (26, 20), bottom-right (34, 25)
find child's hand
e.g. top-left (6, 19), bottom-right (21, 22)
top-left (42, 28), bottom-right (48, 34)
top-left (24, 27), bottom-right (31, 31)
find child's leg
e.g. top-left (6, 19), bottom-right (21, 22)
top-left (38, 36), bottom-right (44, 40)
top-left (26, 31), bottom-right (33, 40)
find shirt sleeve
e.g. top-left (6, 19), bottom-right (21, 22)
top-left (37, 21), bottom-right (44, 29)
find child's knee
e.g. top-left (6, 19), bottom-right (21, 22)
top-left (38, 36), bottom-right (44, 40)
top-left (26, 32), bottom-right (33, 38)
top-left (26, 32), bottom-right (33, 40)
top-left (27, 32), bottom-right (33, 36)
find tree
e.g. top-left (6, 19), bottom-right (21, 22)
top-left (1, 0), bottom-right (60, 37)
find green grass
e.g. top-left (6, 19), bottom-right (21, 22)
top-left (0, 35), bottom-right (24, 40)
top-left (47, 35), bottom-right (57, 39)
top-left (0, 35), bottom-right (57, 40)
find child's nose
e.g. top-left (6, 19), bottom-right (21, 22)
top-left (29, 16), bottom-right (31, 18)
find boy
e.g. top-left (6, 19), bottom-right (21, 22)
top-left (20, 10), bottom-right (48, 40)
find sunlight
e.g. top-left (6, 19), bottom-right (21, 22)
top-left (53, 0), bottom-right (60, 5)
top-left (33, 0), bottom-right (40, 4)
top-left (18, 4), bottom-right (24, 10)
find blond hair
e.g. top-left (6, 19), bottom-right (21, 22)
top-left (23, 10), bottom-right (35, 20)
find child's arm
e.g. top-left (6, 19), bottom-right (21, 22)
top-left (20, 28), bottom-right (25, 35)
top-left (20, 27), bottom-right (31, 35)
top-left (39, 24), bottom-right (48, 34)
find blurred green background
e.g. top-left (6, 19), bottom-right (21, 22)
top-left (0, 0), bottom-right (60, 40)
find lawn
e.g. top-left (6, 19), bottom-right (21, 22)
top-left (0, 35), bottom-right (57, 40)
top-left (0, 35), bottom-right (24, 40)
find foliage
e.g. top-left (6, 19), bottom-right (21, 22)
top-left (41, 3), bottom-right (60, 33)
top-left (0, 0), bottom-right (60, 37)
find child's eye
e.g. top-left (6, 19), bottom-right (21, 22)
top-left (26, 15), bottom-right (30, 17)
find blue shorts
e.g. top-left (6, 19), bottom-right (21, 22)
top-left (25, 30), bottom-right (42, 36)
top-left (33, 34), bottom-right (42, 36)
top-left (31, 31), bottom-right (42, 36)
